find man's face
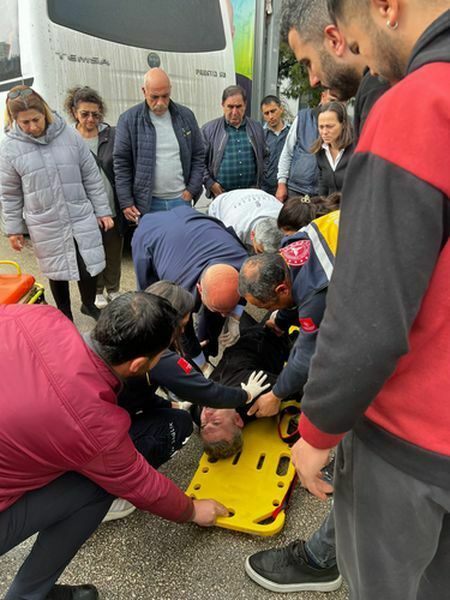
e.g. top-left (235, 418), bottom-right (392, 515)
top-left (288, 28), bottom-right (361, 101)
top-left (143, 82), bottom-right (171, 116)
top-left (261, 101), bottom-right (284, 130)
top-left (222, 94), bottom-right (246, 127)
top-left (200, 408), bottom-right (243, 445)
top-left (337, 13), bottom-right (407, 84)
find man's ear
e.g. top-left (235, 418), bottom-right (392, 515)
top-left (371, 0), bottom-right (398, 22)
top-left (274, 282), bottom-right (290, 297)
top-left (197, 282), bottom-right (202, 297)
top-left (128, 356), bottom-right (149, 376)
top-left (234, 412), bottom-right (245, 429)
top-left (141, 86), bottom-right (146, 97)
top-left (324, 24), bottom-right (347, 57)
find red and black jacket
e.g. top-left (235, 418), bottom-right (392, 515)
top-left (299, 10), bottom-right (450, 489)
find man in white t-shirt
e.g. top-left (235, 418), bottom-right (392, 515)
top-left (208, 188), bottom-right (283, 253)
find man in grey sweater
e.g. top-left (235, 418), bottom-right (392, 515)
top-left (114, 68), bottom-right (205, 220)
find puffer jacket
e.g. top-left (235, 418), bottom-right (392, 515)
top-left (0, 113), bottom-right (111, 280)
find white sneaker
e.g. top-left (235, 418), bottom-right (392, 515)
top-left (107, 291), bottom-right (122, 301)
top-left (95, 294), bottom-right (108, 309)
top-left (102, 498), bottom-right (136, 523)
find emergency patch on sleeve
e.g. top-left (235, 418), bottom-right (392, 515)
top-left (177, 358), bottom-right (193, 374)
top-left (280, 240), bottom-right (311, 267)
top-left (299, 317), bottom-right (317, 333)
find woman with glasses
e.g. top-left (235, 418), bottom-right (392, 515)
top-left (0, 86), bottom-right (113, 321)
top-left (65, 86), bottom-right (123, 309)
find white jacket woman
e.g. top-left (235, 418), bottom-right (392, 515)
top-left (0, 86), bottom-right (112, 320)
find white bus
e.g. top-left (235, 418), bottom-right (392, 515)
top-left (0, 0), bottom-right (237, 131)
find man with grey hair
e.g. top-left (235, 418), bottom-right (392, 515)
top-left (208, 188), bottom-right (283, 252)
top-left (241, 209), bottom-right (341, 593)
top-left (280, 0), bottom-right (389, 138)
top-left (202, 85), bottom-right (267, 197)
top-left (114, 68), bottom-right (205, 220)
top-left (240, 208), bottom-right (338, 420)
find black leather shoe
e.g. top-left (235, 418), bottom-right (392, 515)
top-left (46, 584), bottom-right (99, 599)
top-left (80, 304), bottom-right (101, 321)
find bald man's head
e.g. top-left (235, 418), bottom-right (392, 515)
top-left (142, 68), bottom-right (171, 116)
top-left (198, 264), bottom-right (240, 316)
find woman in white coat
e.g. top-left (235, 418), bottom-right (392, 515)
top-left (0, 86), bottom-right (113, 320)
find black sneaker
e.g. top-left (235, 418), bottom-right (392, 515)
top-left (80, 304), bottom-right (101, 321)
top-left (245, 539), bottom-right (342, 593)
top-left (46, 584), bottom-right (99, 599)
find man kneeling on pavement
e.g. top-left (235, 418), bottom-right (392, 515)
top-left (0, 294), bottom-right (229, 600)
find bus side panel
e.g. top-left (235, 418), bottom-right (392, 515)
top-left (21, 0), bottom-right (235, 126)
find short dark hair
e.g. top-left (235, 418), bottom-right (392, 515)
top-left (239, 254), bottom-right (290, 303)
top-left (311, 101), bottom-right (354, 152)
top-left (260, 95), bottom-right (282, 108)
top-left (64, 86), bottom-right (106, 121)
top-left (92, 292), bottom-right (177, 365)
top-left (202, 429), bottom-right (243, 460)
top-left (222, 85), bottom-right (246, 103)
top-left (280, 0), bottom-right (331, 43)
top-left (327, 0), bottom-right (369, 24)
top-left (278, 195), bottom-right (333, 231)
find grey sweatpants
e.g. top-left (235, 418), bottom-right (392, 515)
top-left (334, 431), bottom-right (450, 600)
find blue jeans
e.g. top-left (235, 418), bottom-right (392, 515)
top-left (149, 196), bottom-right (190, 213)
top-left (305, 508), bottom-right (336, 569)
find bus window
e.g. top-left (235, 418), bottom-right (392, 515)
top-left (47, 0), bottom-right (226, 53)
top-left (0, 0), bottom-right (21, 82)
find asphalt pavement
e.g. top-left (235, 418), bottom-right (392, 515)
top-left (0, 231), bottom-right (349, 600)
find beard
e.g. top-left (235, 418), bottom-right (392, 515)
top-left (319, 49), bottom-right (362, 100)
top-left (370, 25), bottom-right (407, 83)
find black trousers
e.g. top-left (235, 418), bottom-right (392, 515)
top-left (1, 404), bottom-right (193, 599)
top-left (129, 401), bottom-right (193, 469)
top-left (0, 473), bottom-right (113, 600)
top-left (49, 244), bottom-right (97, 321)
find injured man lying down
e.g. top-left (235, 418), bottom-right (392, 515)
top-left (190, 314), bottom-right (295, 459)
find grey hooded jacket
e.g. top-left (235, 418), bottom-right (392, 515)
top-left (0, 113), bottom-right (111, 280)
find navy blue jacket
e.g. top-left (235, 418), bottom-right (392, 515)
top-left (131, 205), bottom-right (248, 293)
top-left (113, 100), bottom-right (205, 215)
top-left (272, 219), bottom-right (336, 398)
top-left (264, 125), bottom-right (289, 195)
top-left (119, 349), bottom-right (247, 416)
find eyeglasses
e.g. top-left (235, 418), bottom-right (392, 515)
top-left (7, 88), bottom-right (33, 100)
top-left (78, 110), bottom-right (102, 120)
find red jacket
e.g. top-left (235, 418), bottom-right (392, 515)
top-left (298, 11), bottom-right (450, 488)
top-left (0, 304), bottom-right (193, 522)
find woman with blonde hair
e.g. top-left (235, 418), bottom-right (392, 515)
top-left (0, 85), bottom-right (113, 320)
